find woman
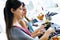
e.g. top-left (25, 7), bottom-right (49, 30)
top-left (4, 0), bottom-right (55, 40)
top-left (19, 2), bottom-right (55, 38)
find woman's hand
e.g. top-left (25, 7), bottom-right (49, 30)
top-left (31, 25), bottom-right (45, 38)
top-left (39, 27), bottom-right (55, 40)
top-left (47, 27), bottom-right (55, 34)
top-left (36, 29), bottom-right (44, 36)
top-left (36, 25), bottom-right (45, 35)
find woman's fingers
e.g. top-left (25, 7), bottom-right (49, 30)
top-left (47, 27), bottom-right (55, 34)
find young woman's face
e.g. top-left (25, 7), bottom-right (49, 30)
top-left (13, 5), bottom-right (23, 19)
top-left (22, 6), bottom-right (27, 17)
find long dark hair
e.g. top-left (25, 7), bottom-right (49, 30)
top-left (4, 0), bottom-right (23, 40)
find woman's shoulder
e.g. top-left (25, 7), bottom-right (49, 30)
top-left (10, 26), bottom-right (22, 32)
top-left (9, 26), bottom-right (34, 40)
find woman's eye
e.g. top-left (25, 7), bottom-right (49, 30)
top-left (23, 9), bottom-right (26, 11)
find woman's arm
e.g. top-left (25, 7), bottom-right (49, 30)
top-left (31, 25), bottom-right (45, 38)
top-left (39, 27), bottom-right (55, 40)
top-left (19, 20), bottom-right (45, 38)
top-left (19, 20), bottom-right (27, 29)
top-left (9, 27), bottom-right (34, 40)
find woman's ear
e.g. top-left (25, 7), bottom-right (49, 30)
top-left (11, 8), bottom-right (15, 14)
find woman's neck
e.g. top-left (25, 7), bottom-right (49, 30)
top-left (13, 17), bottom-right (22, 27)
